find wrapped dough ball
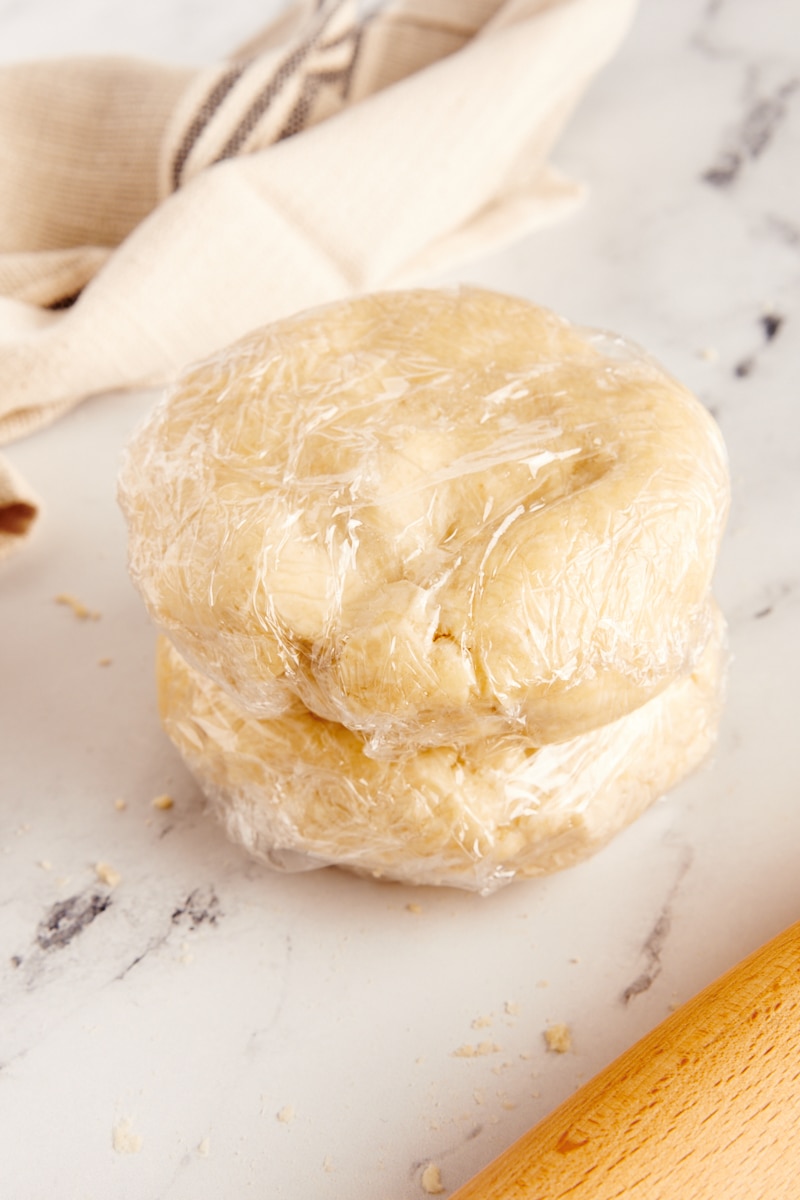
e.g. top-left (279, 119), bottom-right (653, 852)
top-left (120, 288), bottom-right (729, 754)
top-left (155, 607), bottom-right (726, 894)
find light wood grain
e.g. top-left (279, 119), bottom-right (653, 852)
top-left (451, 920), bottom-right (800, 1199)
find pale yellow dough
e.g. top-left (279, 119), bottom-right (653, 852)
top-left (121, 288), bottom-right (729, 754)
top-left (155, 607), bottom-right (726, 894)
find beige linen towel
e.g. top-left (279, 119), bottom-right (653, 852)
top-left (0, 0), bottom-right (637, 557)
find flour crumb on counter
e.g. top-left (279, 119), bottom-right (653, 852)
top-left (37, 859), bottom-right (53, 871)
top-left (421, 1162), bottom-right (445, 1194)
top-left (151, 793), bottom-right (174, 811)
top-left (544, 1023), bottom-right (572, 1053)
top-left (322, 1155), bottom-right (334, 1173)
top-left (95, 862), bottom-right (122, 888)
top-left (471, 1014), bottom-right (492, 1029)
top-left (112, 1118), bottom-right (143, 1154)
top-left (406, 902), bottom-right (423, 914)
top-left (197, 1136), bottom-right (211, 1157)
top-left (504, 1000), bottom-right (520, 1016)
top-left (55, 593), bottom-right (100, 620)
top-left (98, 656), bottom-right (112, 667)
top-left (277, 1105), bottom-right (295, 1124)
top-left (114, 798), bottom-right (127, 812)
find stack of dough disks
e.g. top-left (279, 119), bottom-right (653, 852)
top-left (120, 287), bottom-right (730, 893)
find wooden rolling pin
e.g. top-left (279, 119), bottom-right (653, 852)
top-left (451, 919), bottom-right (800, 1199)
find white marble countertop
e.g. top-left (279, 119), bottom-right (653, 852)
top-left (1, 1), bottom-right (799, 1197)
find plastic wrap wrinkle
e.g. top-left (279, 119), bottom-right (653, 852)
top-left (119, 288), bottom-right (730, 758)
top-left (155, 604), bottom-right (726, 893)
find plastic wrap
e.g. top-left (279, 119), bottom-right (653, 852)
top-left (119, 287), bottom-right (730, 756)
top-left (155, 605), bottom-right (726, 894)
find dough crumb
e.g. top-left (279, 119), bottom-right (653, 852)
top-left (95, 862), bottom-right (122, 888)
top-left (98, 656), bottom-right (112, 667)
top-left (453, 1041), bottom-right (501, 1058)
top-left (453, 1044), bottom-right (476, 1058)
top-left (55, 593), bottom-right (99, 620)
top-left (277, 1105), bottom-right (295, 1124)
top-left (536, 979), bottom-right (549, 988)
top-left (114, 798), bottom-right (128, 812)
top-left (323, 1154), bottom-right (334, 1173)
top-left (699, 345), bottom-right (720, 363)
top-left (504, 1000), bottom-right (520, 1016)
top-left (406, 902), bottom-right (422, 914)
top-left (37, 859), bottom-right (52, 871)
top-left (421, 1162), bottom-right (445, 1194)
top-left (477, 1039), bottom-right (501, 1056)
top-left (544, 1023), bottom-right (572, 1054)
top-left (197, 1136), bottom-right (211, 1158)
top-left (471, 1014), bottom-right (492, 1029)
top-left (151, 793), bottom-right (174, 811)
top-left (112, 1118), bottom-right (143, 1154)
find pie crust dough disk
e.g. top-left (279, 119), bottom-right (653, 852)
top-left (120, 288), bottom-right (730, 755)
top-left (155, 607), bottom-right (726, 894)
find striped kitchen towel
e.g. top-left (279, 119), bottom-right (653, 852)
top-left (0, 0), bottom-right (636, 557)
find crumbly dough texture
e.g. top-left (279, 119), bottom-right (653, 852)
top-left (155, 606), bottom-right (726, 894)
top-left (120, 288), bottom-right (729, 756)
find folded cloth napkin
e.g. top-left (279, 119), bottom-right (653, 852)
top-left (0, 0), bottom-right (636, 558)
